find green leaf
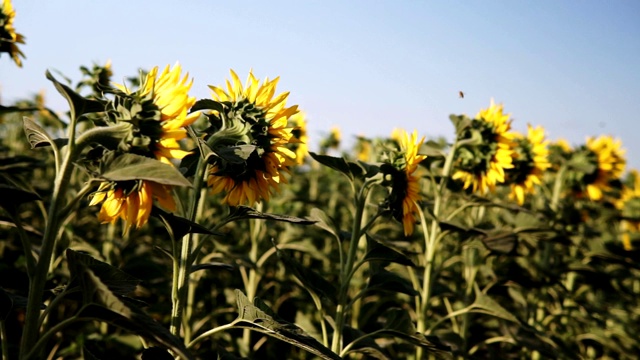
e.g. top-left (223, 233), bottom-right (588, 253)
top-left (70, 255), bottom-right (194, 359)
top-left (191, 262), bottom-right (235, 273)
top-left (480, 230), bottom-right (518, 254)
top-left (343, 326), bottom-right (389, 360)
top-left (216, 145), bottom-right (257, 164)
top-left (363, 235), bottom-right (415, 267)
top-left (450, 114), bottom-right (471, 136)
top-left (66, 249), bottom-right (140, 295)
top-left (190, 99), bottom-right (224, 113)
top-left (101, 153), bottom-right (192, 187)
top-left (274, 244), bottom-right (337, 304)
top-left (228, 206), bottom-right (316, 225)
top-left (309, 152), bottom-right (354, 180)
top-left (471, 284), bottom-right (520, 323)
top-left (23, 117), bottom-right (57, 149)
top-left (308, 208), bottom-right (345, 240)
top-left (233, 290), bottom-right (341, 360)
top-left (152, 206), bottom-right (222, 240)
top-left (46, 70), bottom-right (104, 119)
top-left (376, 308), bottom-right (452, 357)
top-left (366, 270), bottom-right (418, 297)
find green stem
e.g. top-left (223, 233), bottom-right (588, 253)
top-left (22, 316), bottom-right (83, 360)
top-left (241, 201), bottom-right (264, 356)
top-left (170, 156), bottom-right (208, 338)
top-left (187, 322), bottom-right (237, 349)
top-left (20, 145), bottom-right (78, 358)
top-left (331, 188), bottom-right (367, 354)
top-left (416, 140), bottom-right (458, 360)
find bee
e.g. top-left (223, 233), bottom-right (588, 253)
top-left (459, 91), bottom-right (464, 99)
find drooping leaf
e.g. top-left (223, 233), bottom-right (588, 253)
top-left (191, 262), bottom-right (235, 273)
top-left (343, 326), bottom-right (389, 360)
top-left (23, 117), bottom-right (58, 149)
top-left (364, 235), bottom-right (415, 267)
top-left (308, 208), bottom-right (344, 240)
top-left (46, 70), bottom-right (105, 119)
top-left (190, 99), bottom-right (224, 113)
top-left (471, 284), bottom-right (520, 324)
top-left (216, 145), bottom-right (257, 164)
top-left (309, 152), bottom-right (354, 181)
top-left (480, 230), bottom-right (518, 254)
top-left (66, 249), bottom-right (140, 295)
top-left (228, 206), bottom-right (316, 225)
top-left (233, 290), bottom-right (341, 360)
top-left (273, 244), bottom-right (337, 304)
top-left (375, 308), bottom-right (452, 357)
top-left (72, 262), bottom-right (194, 360)
top-left (100, 153), bottom-right (192, 187)
top-left (366, 270), bottom-right (418, 297)
top-left (152, 206), bottom-right (222, 240)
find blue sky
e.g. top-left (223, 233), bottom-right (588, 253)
top-left (2, 0), bottom-right (640, 167)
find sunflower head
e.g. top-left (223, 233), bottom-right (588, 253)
top-left (355, 136), bottom-right (373, 162)
top-left (452, 100), bottom-right (515, 193)
top-left (569, 136), bottom-right (626, 201)
top-left (0, 0), bottom-right (25, 67)
top-left (89, 179), bottom-right (176, 231)
top-left (615, 170), bottom-right (640, 250)
top-left (205, 70), bottom-right (299, 205)
top-left (288, 111), bottom-right (308, 165)
top-left (505, 125), bottom-right (550, 205)
top-left (382, 129), bottom-right (427, 236)
top-left (108, 64), bottom-right (199, 165)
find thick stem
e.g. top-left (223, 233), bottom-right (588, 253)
top-left (20, 146), bottom-right (77, 357)
top-left (170, 157), bottom-right (208, 338)
top-left (241, 202), bottom-right (264, 356)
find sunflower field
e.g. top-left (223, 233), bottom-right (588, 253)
top-left (1, 2), bottom-right (639, 359)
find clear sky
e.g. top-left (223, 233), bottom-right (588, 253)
top-left (2, 1), bottom-right (640, 167)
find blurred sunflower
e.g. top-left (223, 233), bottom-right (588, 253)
top-left (356, 136), bottom-right (372, 162)
top-left (288, 111), bottom-right (308, 165)
top-left (384, 129), bottom-right (427, 236)
top-left (112, 63), bottom-right (199, 165)
top-left (581, 136), bottom-right (626, 201)
top-left (0, 0), bottom-right (25, 67)
top-left (615, 170), bottom-right (640, 250)
top-left (452, 100), bottom-right (515, 193)
top-left (206, 70), bottom-right (299, 205)
top-left (506, 125), bottom-right (551, 205)
top-left (89, 180), bottom-right (176, 230)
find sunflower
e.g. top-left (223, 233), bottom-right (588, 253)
top-left (506, 125), bottom-right (551, 205)
top-left (615, 170), bottom-right (640, 250)
top-left (385, 129), bottom-right (427, 236)
top-left (452, 100), bottom-right (515, 193)
top-left (113, 63), bottom-right (199, 165)
top-left (89, 180), bottom-right (176, 230)
top-left (206, 70), bottom-right (299, 205)
top-left (0, 0), bottom-right (25, 67)
top-left (581, 136), bottom-right (626, 201)
top-left (356, 136), bottom-right (372, 162)
top-left (288, 111), bottom-right (308, 165)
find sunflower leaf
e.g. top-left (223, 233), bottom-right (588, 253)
top-left (233, 290), bottom-right (341, 360)
top-left (363, 235), bottom-right (415, 267)
top-left (365, 269), bottom-right (418, 297)
top-left (46, 70), bottom-right (104, 119)
top-left (229, 206), bottom-right (316, 224)
top-left (101, 153), bottom-right (192, 187)
top-left (190, 99), bottom-right (224, 113)
top-left (23, 117), bottom-right (58, 149)
top-left (309, 152), bottom-right (354, 181)
top-left (152, 206), bottom-right (222, 240)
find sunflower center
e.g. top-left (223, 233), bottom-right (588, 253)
top-left (508, 137), bottom-right (536, 184)
top-left (456, 121), bottom-right (500, 173)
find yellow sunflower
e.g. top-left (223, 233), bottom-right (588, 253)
top-left (452, 100), bottom-right (515, 193)
top-left (288, 111), bottom-right (308, 165)
top-left (582, 136), bottom-right (626, 201)
top-left (385, 129), bottom-right (427, 236)
top-left (114, 63), bottom-right (199, 165)
top-left (507, 125), bottom-right (551, 205)
top-left (615, 170), bottom-right (640, 250)
top-left (89, 180), bottom-right (176, 230)
top-left (206, 70), bottom-right (299, 205)
top-left (356, 136), bottom-right (372, 162)
top-left (0, 0), bottom-right (25, 67)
